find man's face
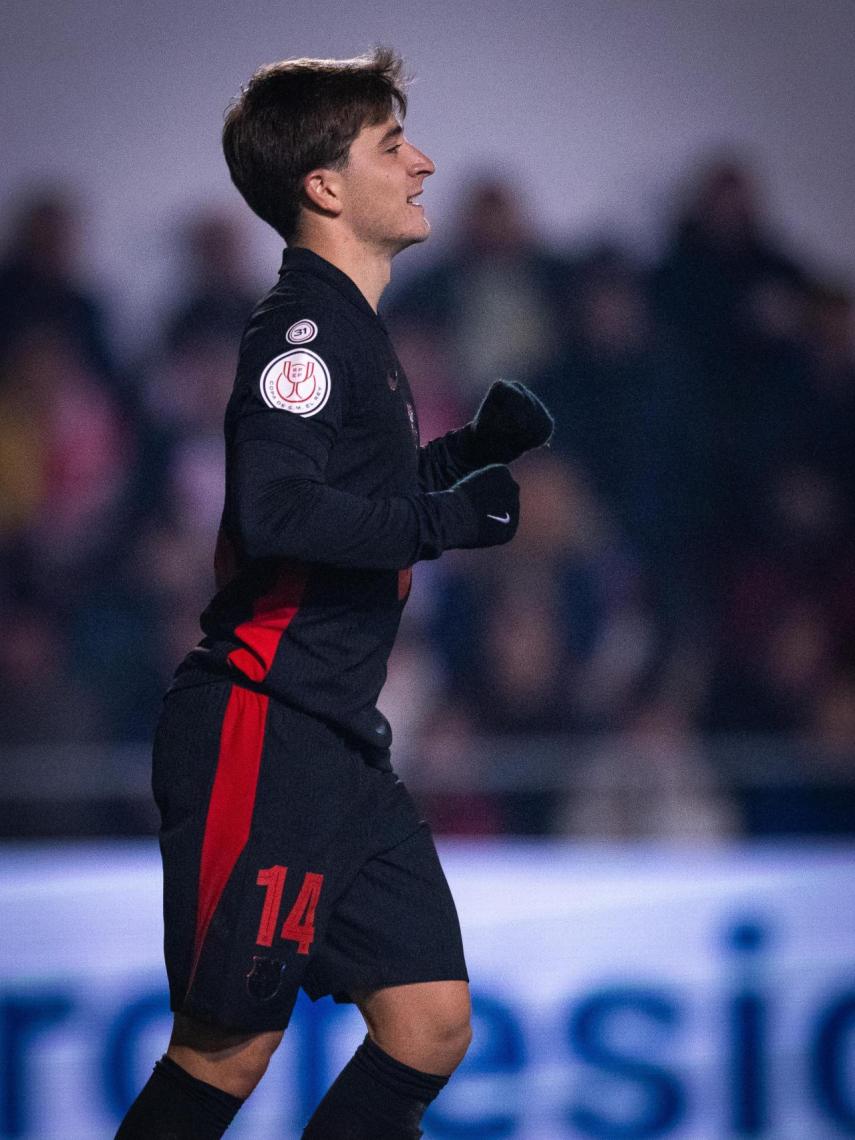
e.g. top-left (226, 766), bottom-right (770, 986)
top-left (337, 115), bottom-right (435, 254)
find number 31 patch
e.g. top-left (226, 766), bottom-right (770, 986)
top-left (259, 349), bottom-right (331, 417)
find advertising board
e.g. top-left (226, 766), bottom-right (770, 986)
top-left (1, 841), bottom-right (854, 1138)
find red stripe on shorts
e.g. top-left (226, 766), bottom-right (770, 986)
top-left (189, 684), bottom-right (269, 989)
top-left (188, 565), bottom-right (306, 992)
top-left (227, 563), bottom-right (307, 683)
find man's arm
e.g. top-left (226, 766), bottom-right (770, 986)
top-left (231, 319), bottom-right (527, 568)
top-left (417, 380), bottom-right (554, 492)
top-left (233, 438), bottom-right (519, 570)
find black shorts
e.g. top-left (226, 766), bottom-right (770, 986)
top-left (152, 680), bottom-right (467, 1032)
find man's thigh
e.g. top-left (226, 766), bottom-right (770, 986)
top-left (302, 821), bottom-right (469, 1006)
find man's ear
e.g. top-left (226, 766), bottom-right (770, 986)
top-left (302, 168), bottom-right (344, 218)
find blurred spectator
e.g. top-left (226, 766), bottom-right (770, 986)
top-left (0, 185), bottom-right (117, 390)
top-left (539, 248), bottom-right (716, 639)
top-left (0, 325), bottom-right (155, 741)
top-left (427, 452), bottom-right (656, 832)
top-left (801, 282), bottom-right (855, 517)
top-left (0, 606), bottom-right (105, 744)
top-left (652, 156), bottom-right (812, 545)
top-left (143, 325), bottom-right (237, 441)
top-left (99, 333), bottom-right (236, 736)
top-left (162, 209), bottom-right (258, 354)
top-left (385, 175), bottom-right (573, 402)
top-left (706, 464), bottom-right (855, 734)
top-left (652, 155), bottom-right (808, 362)
top-left (137, 214), bottom-right (250, 595)
top-left (0, 327), bottom-right (135, 604)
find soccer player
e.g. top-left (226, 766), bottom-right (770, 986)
top-left (116, 48), bottom-right (553, 1139)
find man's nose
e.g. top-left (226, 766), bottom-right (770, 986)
top-left (411, 148), bottom-right (436, 177)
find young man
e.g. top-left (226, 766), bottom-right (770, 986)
top-left (117, 48), bottom-right (552, 1139)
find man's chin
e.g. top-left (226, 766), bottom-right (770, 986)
top-left (392, 222), bottom-right (431, 256)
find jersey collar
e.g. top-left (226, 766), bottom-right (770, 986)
top-left (280, 247), bottom-right (377, 320)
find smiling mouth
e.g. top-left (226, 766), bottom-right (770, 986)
top-left (407, 194), bottom-right (424, 208)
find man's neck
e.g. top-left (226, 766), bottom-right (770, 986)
top-left (290, 233), bottom-right (392, 313)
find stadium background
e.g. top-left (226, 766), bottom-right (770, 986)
top-left (2, 0), bottom-right (855, 1135)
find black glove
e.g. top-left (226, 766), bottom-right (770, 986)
top-left (451, 464), bottom-right (520, 547)
top-left (465, 379), bottom-right (554, 465)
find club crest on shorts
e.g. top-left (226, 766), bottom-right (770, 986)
top-left (260, 349), bottom-right (331, 416)
top-left (246, 956), bottom-right (287, 1002)
top-left (286, 318), bottom-right (318, 345)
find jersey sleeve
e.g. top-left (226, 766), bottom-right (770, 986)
top-left (233, 308), bottom-right (346, 456)
top-left (229, 310), bottom-right (477, 570)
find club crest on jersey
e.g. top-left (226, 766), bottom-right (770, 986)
top-left (260, 349), bottom-right (331, 417)
top-left (285, 318), bottom-right (318, 345)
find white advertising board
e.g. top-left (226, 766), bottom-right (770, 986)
top-left (1, 841), bottom-right (854, 1138)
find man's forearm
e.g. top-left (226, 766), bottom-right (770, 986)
top-left (234, 439), bottom-right (477, 569)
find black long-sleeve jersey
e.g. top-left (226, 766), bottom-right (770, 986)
top-left (173, 247), bottom-right (481, 758)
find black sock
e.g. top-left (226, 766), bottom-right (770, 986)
top-left (115, 1054), bottom-right (245, 1139)
top-left (301, 1034), bottom-right (450, 1140)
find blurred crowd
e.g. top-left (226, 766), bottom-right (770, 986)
top-left (1, 155), bottom-right (854, 839)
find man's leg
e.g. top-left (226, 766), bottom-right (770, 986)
top-left (166, 1012), bottom-right (284, 1095)
top-left (355, 979), bottom-right (472, 1073)
top-left (127, 688), bottom-right (337, 1137)
top-left (115, 1014), bottom-right (282, 1138)
top-left (302, 980), bottom-right (472, 1139)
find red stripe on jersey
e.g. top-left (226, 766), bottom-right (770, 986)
top-left (227, 564), bottom-right (308, 683)
top-left (397, 567), bottom-right (412, 602)
top-left (189, 684), bottom-right (268, 989)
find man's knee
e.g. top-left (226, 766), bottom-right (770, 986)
top-left (167, 1013), bottom-right (283, 1098)
top-left (419, 989), bottom-right (472, 1068)
top-left (428, 1008), bottom-right (472, 1070)
top-left (356, 980), bottom-right (473, 1075)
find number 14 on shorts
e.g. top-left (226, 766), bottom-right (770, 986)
top-left (255, 865), bottom-right (325, 954)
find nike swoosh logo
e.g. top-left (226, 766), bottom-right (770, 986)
top-left (487, 512), bottom-right (511, 524)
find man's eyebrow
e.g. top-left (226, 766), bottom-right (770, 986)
top-left (378, 123), bottom-right (403, 147)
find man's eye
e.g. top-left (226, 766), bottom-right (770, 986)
top-left (387, 144), bottom-right (401, 153)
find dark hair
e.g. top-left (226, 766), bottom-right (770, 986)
top-left (222, 47), bottom-right (407, 242)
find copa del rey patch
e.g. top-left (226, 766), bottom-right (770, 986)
top-left (259, 349), bottom-right (330, 417)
